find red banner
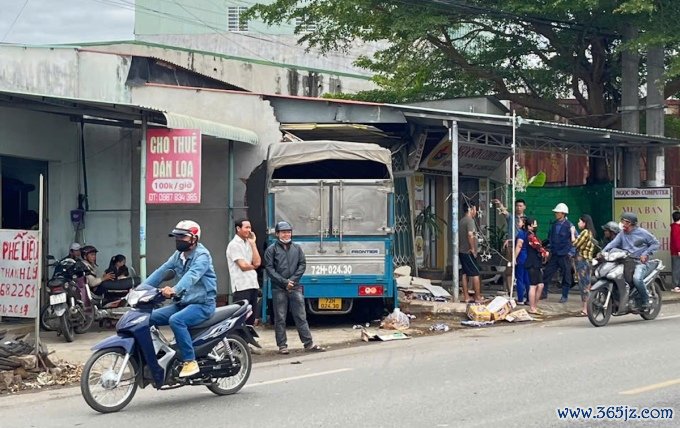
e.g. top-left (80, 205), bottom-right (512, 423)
top-left (146, 128), bottom-right (202, 204)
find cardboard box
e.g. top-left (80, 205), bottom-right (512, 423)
top-left (486, 296), bottom-right (517, 321)
top-left (467, 304), bottom-right (492, 322)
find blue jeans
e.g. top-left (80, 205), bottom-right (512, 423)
top-left (272, 288), bottom-right (313, 349)
top-left (150, 302), bottom-right (215, 361)
top-left (633, 262), bottom-right (651, 305)
top-left (542, 254), bottom-right (573, 300)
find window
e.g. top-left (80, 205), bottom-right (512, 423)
top-left (295, 16), bottom-right (316, 33)
top-left (227, 7), bottom-right (248, 32)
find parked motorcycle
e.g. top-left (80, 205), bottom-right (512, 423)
top-left (42, 261), bottom-right (140, 334)
top-left (42, 258), bottom-right (92, 342)
top-left (586, 249), bottom-right (664, 327)
top-left (80, 272), bottom-right (260, 413)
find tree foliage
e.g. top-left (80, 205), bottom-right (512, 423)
top-left (247, 0), bottom-right (680, 128)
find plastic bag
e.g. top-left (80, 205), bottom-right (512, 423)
top-left (381, 308), bottom-right (410, 330)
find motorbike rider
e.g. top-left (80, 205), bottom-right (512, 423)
top-left (601, 221), bottom-right (621, 248)
top-left (602, 212), bottom-right (659, 310)
top-left (146, 220), bottom-right (217, 378)
top-left (81, 245), bottom-right (115, 291)
top-left (66, 243), bottom-right (82, 261)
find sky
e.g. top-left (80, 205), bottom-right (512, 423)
top-left (0, 0), bottom-right (135, 45)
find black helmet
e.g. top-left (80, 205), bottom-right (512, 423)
top-left (602, 221), bottom-right (621, 233)
top-left (620, 212), bottom-right (638, 225)
top-left (275, 221), bottom-right (293, 232)
top-left (81, 245), bottom-right (99, 255)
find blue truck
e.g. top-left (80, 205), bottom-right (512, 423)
top-left (258, 141), bottom-right (396, 321)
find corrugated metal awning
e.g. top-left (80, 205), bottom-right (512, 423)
top-left (0, 89), bottom-right (258, 145)
top-left (162, 112), bottom-right (258, 145)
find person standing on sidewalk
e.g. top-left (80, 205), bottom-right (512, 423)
top-left (541, 203), bottom-right (576, 302)
top-left (264, 221), bottom-right (325, 355)
top-left (671, 211), bottom-right (680, 293)
top-left (459, 202), bottom-right (482, 303)
top-left (492, 198), bottom-right (527, 248)
top-left (226, 218), bottom-right (261, 326)
top-left (525, 217), bottom-right (548, 315)
top-left (572, 214), bottom-right (596, 315)
top-left (513, 216), bottom-right (529, 305)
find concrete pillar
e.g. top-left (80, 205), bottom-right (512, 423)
top-left (646, 45), bottom-right (665, 187)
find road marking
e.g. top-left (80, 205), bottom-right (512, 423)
top-left (246, 368), bottom-right (353, 388)
top-left (620, 378), bottom-right (680, 395)
top-left (660, 314), bottom-right (680, 320)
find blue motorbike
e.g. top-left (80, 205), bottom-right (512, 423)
top-left (80, 273), bottom-right (260, 413)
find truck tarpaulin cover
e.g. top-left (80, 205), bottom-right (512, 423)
top-left (266, 141), bottom-right (393, 179)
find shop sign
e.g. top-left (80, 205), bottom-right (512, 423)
top-left (146, 128), bottom-right (202, 204)
top-left (0, 230), bottom-right (40, 318)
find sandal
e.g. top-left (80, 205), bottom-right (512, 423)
top-left (579, 311), bottom-right (587, 317)
top-left (672, 287), bottom-right (680, 293)
top-left (528, 308), bottom-right (543, 315)
top-left (278, 347), bottom-right (290, 355)
top-left (304, 344), bottom-right (326, 353)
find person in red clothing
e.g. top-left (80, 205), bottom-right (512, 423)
top-left (671, 211), bottom-right (680, 292)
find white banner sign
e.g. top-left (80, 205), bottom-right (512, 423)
top-left (0, 230), bottom-right (40, 318)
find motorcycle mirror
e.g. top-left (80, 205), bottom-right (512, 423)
top-left (162, 270), bottom-right (176, 281)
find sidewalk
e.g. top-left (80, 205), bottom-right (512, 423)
top-left (2, 290), bottom-right (679, 366)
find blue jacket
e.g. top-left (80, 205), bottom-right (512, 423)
top-left (145, 243), bottom-right (217, 305)
top-left (603, 226), bottom-right (659, 259)
top-left (548, 218), bottom-right (574, 257)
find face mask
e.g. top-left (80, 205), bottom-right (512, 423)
top-left (176, 240), bottom-right (192, 252)
top-left (279, 237), bottom-right (292, 244)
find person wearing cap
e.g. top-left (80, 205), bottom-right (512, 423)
top-left (145, 220), bottom-right (217, 378)
top-left (81, 245), bottom-right (115, 291)
top-left (264, 221), bottom-right (325, 354)
top-left (542, 203), bottom-right (576, 303)
top-left (603, 212), bottom-right (659, 310)
top-left (601, 221), bottom-right (621, 249)
top-left (67, 243), bottom-right (82, 261)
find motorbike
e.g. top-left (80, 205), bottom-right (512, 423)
top-left (586, 249), bottom-right (664, 327)
top-left (80, 271), bottom-right (260, 414)
top-left (41, 258), bottom-right (92, 342)
top-left (42, 261), bottom-right (141, 334)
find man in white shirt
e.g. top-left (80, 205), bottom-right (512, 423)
top-left (226, 218), bottom-right (261, 326)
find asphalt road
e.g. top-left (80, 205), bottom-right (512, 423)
top-left (2, 304), bottom-right (680, 427)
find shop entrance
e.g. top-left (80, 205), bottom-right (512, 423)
top-left (1, 156), bottom-right (47, 230)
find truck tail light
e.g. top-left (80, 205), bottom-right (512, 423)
top-left (358, 285), bottom-right (383, 296)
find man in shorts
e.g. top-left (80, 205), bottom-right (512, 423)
top-left (459, 202), bottom-right (482, 303)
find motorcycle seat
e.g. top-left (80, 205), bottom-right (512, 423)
top-left (189, 303), bottom-right (245, 332)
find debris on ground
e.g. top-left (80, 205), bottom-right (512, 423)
top-left (505, 309), bottom-right (534, 323)
top-left (0, 332), bottom-right (82, 395)
top-left (394, 266), bottom-right (452, 302)
top-left (460, 320), bottom-right (495, 328)
top-left (360, 327), bottom-right (410, 342)
top-left (429, 323), bottom-right (450, 332)
top-left (380, 308), bottom-right (410, 330)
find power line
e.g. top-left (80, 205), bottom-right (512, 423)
top-left (1, 0), bottom-right (30, 42)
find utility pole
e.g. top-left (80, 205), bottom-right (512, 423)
top-left (646, 45), bottom-right (665, 187)
top-left (621, 26), bottom-right (641, 188)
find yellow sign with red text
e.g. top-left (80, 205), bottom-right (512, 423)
top-left (613, 188), bottom-right (672, 272)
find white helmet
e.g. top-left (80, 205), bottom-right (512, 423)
top-left (552, 203), bottom-right (569, 214)
top-left (169, 220), bottom-right (201, 240)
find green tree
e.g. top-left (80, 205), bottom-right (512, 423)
top-left (247, 0), bottom-right (680, 128)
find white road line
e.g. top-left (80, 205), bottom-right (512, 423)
top-left (620, 378), bottom-right (680, 395)
top-left (660, 314), bottom-right (680, 320)
top-left (246, 368), bottom-right (353, 388)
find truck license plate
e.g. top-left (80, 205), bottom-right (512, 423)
top-left (318, 298), bottom-right (342, 310)
top-left (50, 293), bottom-right (66, 305)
